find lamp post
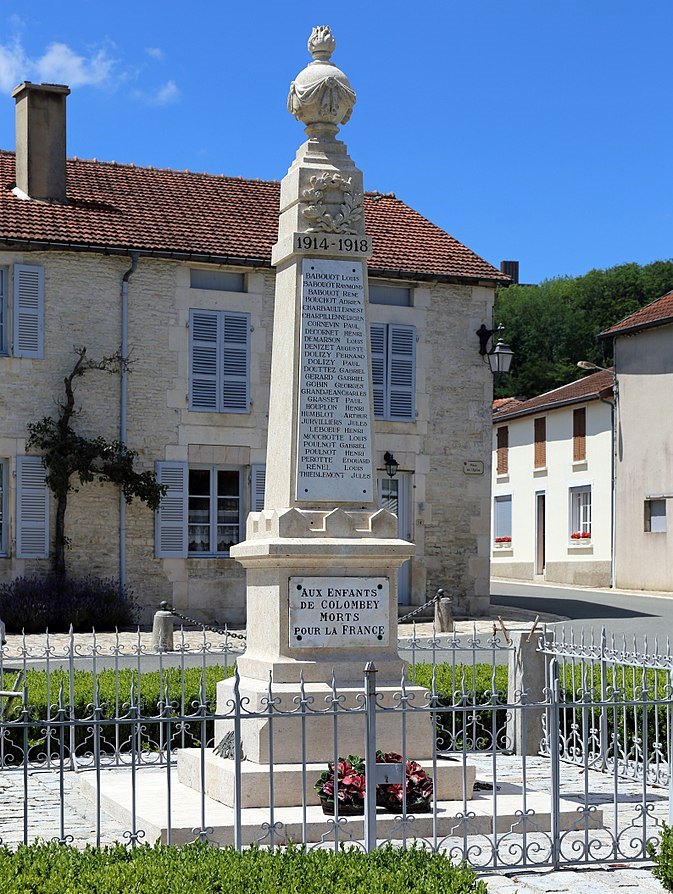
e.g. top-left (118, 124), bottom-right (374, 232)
top-left (383, 451), bottom-right (399, 479)
top-left (476, 323), bottom-right (514, 374)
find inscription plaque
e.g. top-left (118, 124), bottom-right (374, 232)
top-left (289, 576), bottom-right (390, 648)
top-left (296, 258), bottom-right (373, 502)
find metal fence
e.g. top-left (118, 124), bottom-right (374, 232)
top-left (0, 624), bottom-right (669, 872)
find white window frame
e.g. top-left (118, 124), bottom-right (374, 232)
top-left (0, 459), bottom-right (7, 555)
top-left (187, 466), bottom-right (244, 557)
top-left (569, 485), bottom-right (592, 541)
top-left (645, 498), bottom-right (667, 533)
top-left (493, 494), bottom-right (513, 547)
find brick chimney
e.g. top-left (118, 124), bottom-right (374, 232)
top-left (500, 260), bottom-right (519, 284)
top-left (12, 81), bottom-right (70, 203)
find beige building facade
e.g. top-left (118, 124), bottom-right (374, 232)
top-left (0, 83), bottom-right (508, 624)
top-left (601, 293), bottom-right (673, 593)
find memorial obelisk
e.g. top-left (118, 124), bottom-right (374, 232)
top-left (187, 29), bottom-right (437, 799)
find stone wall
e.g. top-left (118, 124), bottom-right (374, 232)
top-left (0, 248), bottom-right (494, 622)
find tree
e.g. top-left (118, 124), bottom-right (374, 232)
top-left (494, 259), bottom-right (673, 400)
top-left (26, 347), bottom-right (165, 577)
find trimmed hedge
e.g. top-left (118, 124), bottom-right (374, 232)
top-left (650, 823), bottom-right (673, 891)
top-left (0, 842), bottom-right (488, 894)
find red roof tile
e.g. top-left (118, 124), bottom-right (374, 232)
top-left (600, 290), bottom-right (673, 338)
top-left (0, 152), bottom-right (508, 283)
top-left (492, 397), bottom-right (522, 410)
top-left (493, 368), bottom-right (614, 422)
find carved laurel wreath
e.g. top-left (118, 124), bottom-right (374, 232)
top-left (302, 172), bottom-right (363, 234)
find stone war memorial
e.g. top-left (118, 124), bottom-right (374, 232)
top-left (177, 24), bottom-right (474, 829)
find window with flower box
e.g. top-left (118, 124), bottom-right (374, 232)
top-left (569, 485), bottom-right (591, 542)
top-left (494, 494), bottom-right (512, 548)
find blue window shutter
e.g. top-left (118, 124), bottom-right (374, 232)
top-left (155, 461), bottom-right (188, 558)
top-left (16, 455), bottom-right (49, 558)
top-left (189, 310), bottom-right (219, 411)
top-left (251, 464), bottom-right (266, 512)
top-left (13, 264), bottom-right (44, 358)
top-left (222, 312), bottom-right (250, 412)
top-left (370, 323), bottom-right (386, 419)
top-left (388, 324), bottom-right (416, 421)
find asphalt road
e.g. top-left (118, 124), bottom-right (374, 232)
top-left (491, 578), bottom-right (673, 648)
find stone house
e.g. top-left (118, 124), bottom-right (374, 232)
top-left (0, 82), bottom-right (508, 624)
top-left (491, 370), bottom-right (614, 587)
top-left (599, 291), bottom-right (673, 592)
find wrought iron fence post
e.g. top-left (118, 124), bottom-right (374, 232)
top-left (549, 656), bottom-right (561, 870)
top-left (599, 627), bottom-right (609, 770)
top-left (364, 661), bottom-right (378, 853)
top-left (669, 669), bottom-right (673, 826)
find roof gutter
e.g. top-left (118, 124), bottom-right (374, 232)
top-left (493, 388), bottom-right (614, 423)
top-left (598, 315), bottom-right (673, 340)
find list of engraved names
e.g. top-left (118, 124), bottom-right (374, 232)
top-left (296, 258), bottom-right (373, 502)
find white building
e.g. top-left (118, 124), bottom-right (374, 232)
top-left (600, 291), bottom-right (673, 592)
top-left (491, 370), bottom-right (614, 587)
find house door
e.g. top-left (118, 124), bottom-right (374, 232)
top-left (535, 492), bottom-right (546, 575)
top-left (378, 474), bottom-right (411, 605)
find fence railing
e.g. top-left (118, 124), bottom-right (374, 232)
top-left (0, 623), bottom-right (669, 871)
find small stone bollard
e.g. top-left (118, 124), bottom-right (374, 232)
top-left (506, 627), bottom-right (546, 755)
top-left (151, 602), bottom-right (175, 652)
top-left (434, 589), bottom-right (453, 633)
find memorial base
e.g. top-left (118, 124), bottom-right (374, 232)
top-left (177, 750), bottom-right (476, 808)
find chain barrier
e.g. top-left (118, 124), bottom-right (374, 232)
top-left (160, 602), bottom-right (247, 641)
top-left (397, 588), bottom-right (448, 624)
top-left (161, 588), bottom-right (447, 639)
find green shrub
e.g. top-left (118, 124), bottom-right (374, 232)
top-left (1, 664), bottom-right (236, 762)
top-left (0, 841), bottom-right (488, 894)
top-left (649, 822), bottom-right (673, 890)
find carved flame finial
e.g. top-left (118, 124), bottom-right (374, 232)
top-left (287, 26), bottom-right (356, 133)
top-left (308, 26), bottom-right (335, 61)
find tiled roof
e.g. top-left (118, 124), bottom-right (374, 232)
top-left (493, 368), bottom-right (614, 422)
top-left (600, 290), bottom-right (673, 338)
top-left (492, 397), bottom-right (522, 410)
top-left (0, 152), bottom-right (508, 283)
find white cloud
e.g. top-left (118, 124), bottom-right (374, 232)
top-left (0, 38), bottom-right (28, 92)
top-left (35, 42), bottom-right (115, 87)
top-left (0, 37), bottom-right (116, 92)
top-left (133, 79), bottom-right (181, 106)
top-left (145, 47), bottom-right (164, 61)
top-left (8, 14), bottom-right (26, 29)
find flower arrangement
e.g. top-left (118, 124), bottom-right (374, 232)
top-left (375, 751), bottom-right (433, 813)
top-left (313, 752), bottom-right (434, 815)
top-left (570, 531), bottom-right (591, 540)
top-left (314, 755), bottom-right (366, 815)
top-left (494, 536), bottom-right (512, 544)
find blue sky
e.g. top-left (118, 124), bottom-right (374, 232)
top-left (0, 0), bottom-right (671, 284)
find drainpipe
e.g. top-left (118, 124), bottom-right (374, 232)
top-left (120, 253), bottom-right (139, 589)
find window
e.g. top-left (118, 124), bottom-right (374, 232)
top-left (189, 309), bottom-right (250, 413)
top-left (16, 455), bottom-right (49, 558)
top-left (534, 417), bottom-right (546, 469)
top-left (0, 268), bottom-right (7, 355)
top-left (0, 264), bottom-right (44, 358)
top-left (155, 462), bottom-right (258, 558)
top-left (369, 282), bottom-right (411, 306)
top-left (645, 499), bottom-right (667, 533)
top-left (569, 486), bottom-right (591, 540)
top-left (370, 323), bottom-right (416, 421)
top-left (0, 459), bottom-right (6, 555)
top-left (573, 408), bottom-right (586, 462)
top-left (190, 268), bottom-right (246, 292)
top-left (494, 495), bottom-right (512, 546)
top-left (188, 468), bottom-right (242, 555)
top-left (496, 426), bottom-right (509, 474)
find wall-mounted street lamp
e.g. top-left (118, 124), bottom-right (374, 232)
top-left (476, 323), bottom-right (514, 375)
top-left (383, 451), bottom-right (399, 478)
top-left (576, 360), bottom-right (609, 372)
